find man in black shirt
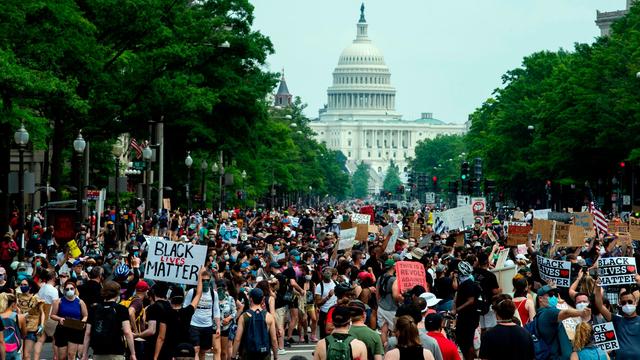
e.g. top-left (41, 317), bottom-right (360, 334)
top-left (473, 253), bottom-right (501, 332)
top-left (78, 267), bottom-right (104, 309)
top-left (135, 282), bottom-right (170, 360)
top-left (479, 294), bottom-right (534, 360)
top-left (453, 261), bottom-right (480, 360)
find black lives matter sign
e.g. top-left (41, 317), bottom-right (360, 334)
top-left (537, 255), bottom-right (572, 287)
top-left (593, 322), bottom-right (620, 351)
top-left (145, 237), bottom-right (207, 285)
top-left (598, 257), bottom-right (637, 286)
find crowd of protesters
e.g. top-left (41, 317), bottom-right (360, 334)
top-left (0, 203), bottom-right (636, 360)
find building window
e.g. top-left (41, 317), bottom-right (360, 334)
top-left (378, 152), bottom-right (381, 158)
top-left (368, 151), bottom-right (371, 157)
top-left (348, 151), bottom-right (351, 157)
top-left (321, 132), bottom-right (324, 135)
top-left (348, 140), bottom-right (351, 146)
top-left (393, 152), bottom-right (396, 158)
top-left (404, 167), bottom-right (408, 172)
top-left (348, 131), bottom-right (351, 135)
top-left (378, 166), bottom-right (382, 173)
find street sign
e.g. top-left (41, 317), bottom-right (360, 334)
top-left (425, 192), bottom-right (435, 204)
top-left (471, 197), bottom-right (486, 213)
top-left (457, 195), bottom-right (470, 207)
top-left (132, 161), bottom-right (147, 171)
top-left (86, 190), bottom-right (100, 200)
top-left (623, 195), bottom-right (631, 206)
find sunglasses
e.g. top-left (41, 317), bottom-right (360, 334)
top-left (60, 275), bottom-right (68, 278)
top-left (64, 287), bottom-right (75, 291)
top-left (620, 300), bottom-right (635, 305)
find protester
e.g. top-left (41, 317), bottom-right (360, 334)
top-left (569, 322), bottom-right (609, 360)
top-left (452, 261), bottom-right (479, 360)
top-left (313, 306), bottom-right (367, 360)
top-left (593, 284), bottom-right (640, 360)
top-left (479, 294), bottom-right (534, 360)
top-left (377, 258), bottom-right (399, 346)
top-left (183, 269), bottom-right (220, 360)
top-left (0, 292), bottom-right (26, 360)
top-left (50, 280), bottom-right (88, 360)
top-left (15, 278), bottom-right (44, 360)
top-left (424, 313), bottom-right (460, 360)
top-left (348, 300), bottom-right (384, 360)
top-left (384, 315), bottom-right (435, 360)
top-left (231, 288), bottom-right (278, 360)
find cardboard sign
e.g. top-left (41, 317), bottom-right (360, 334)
top-left (555, 223), bottom-right (571, 246)
top-left (67, 240), bottom-right (82, 258)
top-left (593, 322), bottom-right (620, 352)
top-left (395, 261), bottom-right (428, 294)
top-left (495, 249), bottom-right (510, 269)
top-left (572, 212), bottom-right (595, 239)
top-left (410, 223), bottom-right (422, 239)
top-left (351, 213), bottom-right (371, 225)
top-left (629, 217), bottom-right (640, 240)
top-left (340, 221), bottom-right (353, 230)
top-left (548, 212), bottom-right (573, 223)
top-left (609, 221), bottom-right (628, 233)
top-left (537, 255), bottom-right (572, 287)
top-left (597, 257), bottom-right (637, 286)
top-left (368, 225), bottom-right (379, 234)
top-left (506, 222), bottom-right (531, 246)
top-left (442, 205), bottom-right (475, 231)
top-left (145, 237), bottom-right (207, 285)
top-left (383, 223), bottom-right (401, 253)
top-left (338, 228), bottom-right (357, 250)
top-left (513, 211), bottom-right (525, 221)
top-left (617, 232), bottom-right (633, 246)
top-left (355, 224), bottom-right (369, 242)
top-left (163, 198), bottom-right (171, 211)
top-left (533, 209), bottom-right (551, 220)
top-left (418, 233), bottom-right (432, 248)
top-left (533, 219), bottom-right (555, 243)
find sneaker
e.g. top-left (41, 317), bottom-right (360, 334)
top-left (278, 348), bottom-right (287, 355)
top-left (310, 335), bottom-right (318, 342)
top-left (284, 340), bottom-right (291, 348)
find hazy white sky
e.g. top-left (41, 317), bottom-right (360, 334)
top-left (252, 1), bottom-right (625, 123)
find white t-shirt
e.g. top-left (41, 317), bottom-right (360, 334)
top-left (315, 281), bottom-right (337, 313)
top-left (37, 283), bottom-right (59, 305)
top-left (184, 287), bottom-right (220, 328)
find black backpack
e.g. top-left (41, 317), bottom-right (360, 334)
top-left (90, 303), bottom-right (123, 352)
top-left (377, 274), bottom-right (393, 297)
top-left (242, 309), bottom-right (270, 354)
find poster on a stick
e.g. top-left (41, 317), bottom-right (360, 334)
top-left (395, 261), bottom-right (428, 294)
top-left (593, 322), bottom-right (620, 352)
top-left (383, 223), bottom-right (401, 253)
top-left (533, 219), bottom-right (555, 243)
top-left (351, 213), bottom-right (371, 225)
top-left (537, 255), bottom-right (572, 287)
top-left (506, 222), bottom-right (531, 246)
top-left (145, 237), bottom-right (207, 285)
top-left (572, 212), bottom-right (595, 238)
top-left (597, 257), bottom-right (637, 286)
top-left (338, 228), bottom-right (357, 250)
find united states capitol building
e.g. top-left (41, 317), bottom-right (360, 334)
top-left (305, 5), bottom-right (468, 193)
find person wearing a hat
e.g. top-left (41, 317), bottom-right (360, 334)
top-left (347, 300), bottom-right (384, 360)
top-left (173, 342), bottom-right (195, 360)
top-left (127, 280), bottom-right (149, 338)
top-left (313, 306), bottom-right (367, 360)
top-left (376, 258), bottom-right (400, 346)
top-left (324, 282), bottom-right (356, 334)
top-left (453, 261), bottom-right (479, 360)
top-left (231, 288), bottom-right (279, 360)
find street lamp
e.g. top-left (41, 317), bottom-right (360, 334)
top-left (142, 144), bottom-right (153, 219)
top-left (111, 141), bottom-right (124, 237)
top-left (185, 152), bottom-right (193, 212)
top-left (73, 130), bottom-right (86, 230)
top-left (14, 123), bottom-right (29, 251)
top-left (200, 159), bottom-right (208, 211)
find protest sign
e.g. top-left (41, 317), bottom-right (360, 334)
top-left (290, 217), bottom-right (300, 228)
top-left (219, 224), bottom-right (239, 245)
top-left (513, 211), bottom-right (525, 221)
top-left (490, 265), bottom-right (517, 295)
top-left (368, 224), bottom-right (378, 234)
top-left (383, 223), bottom-right (401, 253)
top-left (506, 222), bottom-right (531, 246)
top-left (517, 244), bottom-right (527, 255)
top-left (554, 223), bottom-right (572, 246)
top-left (338, 228), bottom-right (357, 250)
top-left (395, 261), bottom-right (428, 294)
top-left (597, 257), bottom-right (637, 286)
top-left (608, 221), bottom-right (628, 233)
top-left (351, 213), bottom-right (371, 225)
top-left (495, 249), bottom-right (510, 269)
top-left (616, 232), bottom-right (633, 246)
top-left (471, 197), bottom-right (486, 214)
top-left (340, 221), bottom-right (353, 230)
top-left (410, 223), bottom-right (422, 239)
top-left (629, 217), bottom-right (640, 240)
top-left (442, 205), bottom-right (475, 231)
top-left (67, 240), bottom-right (82, 258)
top-left (355, 224), bottom-right (369, 242)
top-left (548, 212), bottom-right (573, 223)
top-left (533, 219), bottom-right (555, 243)
top-left (533, 209), bottom-right (551, 220)
top-left (418, 233), bottom-right (432, 248)
top-left (593, 322), bottom-right (620, 352)
top-left (537, 255), bottom-right (572, 287)
top-left (573, 212), bottom-right (595, 239)
top-left (145, 237), bottom-right (207, 285)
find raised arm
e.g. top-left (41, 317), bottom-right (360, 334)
top-left (593, 283), bottom-right (612, 322)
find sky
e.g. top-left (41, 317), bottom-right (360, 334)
top-left (252, 1), bottom-right (626, 124)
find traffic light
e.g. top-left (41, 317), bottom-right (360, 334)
top-left (408, 172), bottom-right (415, 187)
top-left (484, 179), bottom-right (495, 193)
top-left (474, 157), bottom-right (483, 181)
top-left (461, 162), bottom-right (470, 181)
top-left (432, 176), bottom-right (438, 192)
top-left (620, 161), bottom-right (626, 168)
top-left (461, 179), bottom-right (470, 195)
top-left (472, 179), bottom-right (481, 196)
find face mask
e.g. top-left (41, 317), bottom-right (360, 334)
top-left (224, 255), bottom-right (229, 261)
top-left (35, 261), bottom-right (41, 268)
top-left (87, 266), bottom-right (93, 273)
top-left (548, 296), bottom-right (558, 308)
top-left (202, 281), bottom-right (211, 293)
top-left (622, 304), bottom-right (636, 315)
top-left (65, 290), bottom-right (75, 298)
top-left (0, 275), bottom-right (5, 281)
top-left (576, 302), bottom-right (589, 311)
top-left (294, 256), bottom-right (301, 262)
top-left (305, 275), bottom-right (312, 281)
top-left (273, 246), bottom-right (280, 251)
top-left (20, 285), bottom-right (29, 293)
top-left (134, 252), bottom-right (139, 257)
top-left (435, 241), bottom-right (441, 246)
top-left (239, 287), bottom-right (246, 293)
top-left (323, 273), bottom-right (332, 281)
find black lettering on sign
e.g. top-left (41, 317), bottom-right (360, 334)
top-left (154, 241), bottom-right (165, 256)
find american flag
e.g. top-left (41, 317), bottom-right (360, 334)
top-left (589, 201), bottom-right (608, 235)
top-left (130, 138), bottom-right (143, 159)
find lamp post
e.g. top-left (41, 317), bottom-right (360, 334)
top-left (111, 141), bottom-right (124, 239)
top-left (142, 144), bottom-right (153, 219)
top-left (241, 170), bottom-right (247, 203)
top-left (73, 130), bottom-right (86, 231)
top-left (14, 124), bottom-right (29, 251)
top-left (185, 152), bottom-right (193, 212)
top-left (200, 160), bottom-right (208, 211)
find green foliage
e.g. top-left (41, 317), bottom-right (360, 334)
top-left (411, 135), bottom-right (467, 186)
top-left (383, 160), bottom-right (402, 193)
top-left (351, 162), bottom-right (370, 199)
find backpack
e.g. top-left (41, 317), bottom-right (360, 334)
top-left (377, 274), bottom-right (393, 297)
top-left (325, 333), bottom-right (354, 360)
top-left (120, 296), bottom-right (146, 333)
top-left (90, 303), bottom-right (123, 352)
top-left (474, 281), bottom-right (491, 315)
top-left (242, 309), bottom-right (270, 354)
top-left (524, 313), bottom-right (555, 360)
top-left (2, 313), bottom-right (21, 353)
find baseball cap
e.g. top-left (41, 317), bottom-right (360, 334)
top-left (424, 313), bottom-right (444, 331)
top-left (537, 285), bottom-right (557, 297)
top-left (135, 280), bottom-right (150, 292)
top-left (270, 261), bottom-right (281, 269)
top-left (384, 258), bottom-right (396, 269)
top-left (250, 288), bottom-right (264, 303)
top-left (331, 306), bottom-right (352, 327)
top-left (348, 300), bottom-right (366, 316)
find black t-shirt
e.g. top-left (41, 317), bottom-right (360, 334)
top-left (144, 300), bottom-right (170, 356)
top-left (479, 324), bottom-right (534, 360)
top-left (87, 301), bottom-right (129, 355)
top-left (274, 273), bottom-right (289, 309)
top-left (474, 267), bottom-right (499, 304)
top-left (434, 276), bottom-right (454, 301)
top-left (79, 280), bottom-right (102, 308)
top-left (455, 279), bottom-right (480, 319)
top-left (160, 305), bottom-right (195, 359)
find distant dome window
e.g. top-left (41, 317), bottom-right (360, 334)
top-left (348, 131), bottom-right (351, 135)
top-left (378, 166), bottom-right (382, 173)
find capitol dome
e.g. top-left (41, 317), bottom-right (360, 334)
top-left (319, 3), bottom-right (400, 121)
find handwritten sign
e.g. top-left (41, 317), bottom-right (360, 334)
top-left (351, 213), bottom-right (371, 225)
top-left (533, 209), bottom-right (551, 220)
top-left (629, 217), bottom-right (640, 240)
top-left (616, 231), bottom-right (633, 246)
top-left (495, 249), bottom-right (510, 269)
top-left (442, 205), bottom-right (475, 231)
top-left (410, 223), bottom-right (422, 239)
top-left (597, 257), bottom-right (637, 286)
top-left (533, 219), bottom-right (555, 243)
top-left (145, 237), bottom-right (207, 285)
top-left (355, 224), bottom-right (369, 242)
top-left (506, 222), bottom-right (531, 246)
top-left (537, 255), bottom-right (572, 287)
top-left (395, 261), bottom-right (428, 294)
top-left (573, 212), bottom-right (595, 239)
top-left (383, 223), bottom-right (401, 253)
top-left (67, 240), bottom-right (82, 258)
top-left (338, 228), bottom-right (357, 250)
top-left (593, 322), bottom-right (620, 352)
top-left (555, 223), bottom-right (571, 246)
top-left (219, 224), bottom-right (239, 245)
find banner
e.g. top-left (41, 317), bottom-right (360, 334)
top-left (145, 237), bottom-right (207, 285)
top-left (442, 205), bottom-right (475, 231)
top-left (395, 261), bottom-right (428, 294)
top-left (597, 257), bottom-right (637, 286)
top-left (537, 255), bottom-right (572, 287)
top-left (338, 228), bottom-right (357, 250)
top-left (506, 222), bottom-right (531, 246)
top-left (593, 322), bottom-right (620, 352)
top-left (351, 213), bottom-right (371, 225)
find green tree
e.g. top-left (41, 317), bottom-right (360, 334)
top-left (351, 162), bottom-right (370, 199)
top-left (383, 160), bottom-right (402, 193)
top-left (411, 135), bottom-right (467, 186)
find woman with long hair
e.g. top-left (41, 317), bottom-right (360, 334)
top-left (49, 280), bottom-right (88, 360)
top-left (570, 322), bottom-right (609, 360)
top-left (512, 274), bottom-right (535, 325)
top-left (0, 292), bottom-right (27, 360)
top-left (15, 278), bottom-right (44, 360)
top-left (384, 315), bottom-right (435, 360)
top-left (479, 294), bottom-right (534, 360)
top-left (215, 279), bottom-right (237, 360)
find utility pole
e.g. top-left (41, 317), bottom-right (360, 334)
top-left (157, 119), bottom-right (164, 211)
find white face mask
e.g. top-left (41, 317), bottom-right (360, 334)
top-left (575, 302), bottom-right (589, 311)
top-left (65, 290), bottom-right (75, 298)
top-left (305, 275), bottom-right (312, 281)
top-left (622, 304), bottom-right (636, 316)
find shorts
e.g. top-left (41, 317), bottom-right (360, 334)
top-left (189, 325), bottom-right (214, 349)
top-left (480, 309), bottom-right (497, 329)
top-left (25, 331), bottom-right (38, 342)
top-left (377, 308), bottom-right (396, 331)
top-left (275, 307), bottom-right (287, 329)
top-left (297, 296), bottom-right (306, 311)
top-left (305, 304), bottom-right (315, 314)
top-left (54, 325), bottom-right (84, 346)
